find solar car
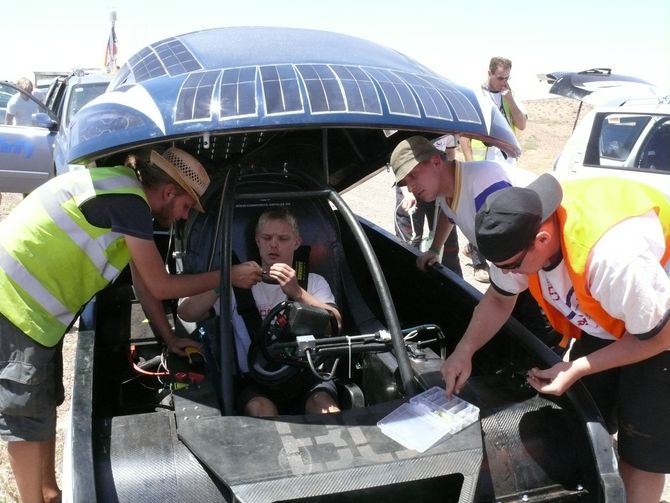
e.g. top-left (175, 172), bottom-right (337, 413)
top-left (63, 27), bottom-right (623, 502)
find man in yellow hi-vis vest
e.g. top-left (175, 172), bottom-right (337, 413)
top-left (0, 148), bottom-right (262, 503)
top-left (443, 173), bottom-right (670, 502)
top-left (460, 56), bottom-right (527, 163)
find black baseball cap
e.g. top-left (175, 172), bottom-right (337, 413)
top-left (475, 174), bottom-right (562, 263)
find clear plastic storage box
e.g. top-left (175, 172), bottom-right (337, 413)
top-left (377, 386), bottom-right (479, 452)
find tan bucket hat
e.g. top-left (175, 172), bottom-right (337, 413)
top-left (390, 136), bottom-right (441, 186)
top-left (150, 147), bottom-right (210, 212)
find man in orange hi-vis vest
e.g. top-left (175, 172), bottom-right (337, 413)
top-left (443, 173), bottom-right (670, 503)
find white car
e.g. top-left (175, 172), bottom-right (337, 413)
top-left (546, 69), bottom-right (670, 195)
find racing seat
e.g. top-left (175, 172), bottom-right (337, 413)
top-left (232, 198), bottom-right (372, 408)
top-left (230, 199), bottom-right (344, 309)
top-left (183, 186), bottom-right (370, 411)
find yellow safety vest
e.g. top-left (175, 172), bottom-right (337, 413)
top-left (0, 166), bottom-right (147, 347)
top-left (471, 91), bottom-right (517, 160)
top-left (527, 177), bottom-right (670, 347)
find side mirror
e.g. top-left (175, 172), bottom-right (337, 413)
top-left (32, 112), bottom-right (58, 131)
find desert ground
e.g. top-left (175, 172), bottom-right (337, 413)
top-left (1, 97), bottom-right (669, 502)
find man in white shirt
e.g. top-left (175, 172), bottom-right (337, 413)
top-left (5, 78), bottom-right (39, 126)
top-left (394, 135), bottom-right (462, 276)
top-left (390, 136), bottom-right (560, 349)
top-left (443, 173), bottom-right (670, 502)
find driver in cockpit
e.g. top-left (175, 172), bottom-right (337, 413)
top-left (178, 208), bottom-right (341, 417)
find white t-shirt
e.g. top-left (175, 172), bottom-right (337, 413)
top-left (438, 160), bottom-right (537, 244)
top-left (225, 273), bottom-right (336, 372)
top-left (490, 212), bottom-right (670, 340)
top-left (6, 93), bottom-right (39, 126)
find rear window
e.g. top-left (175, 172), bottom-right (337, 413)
top-left (598, 114), bottom-right (650, 161)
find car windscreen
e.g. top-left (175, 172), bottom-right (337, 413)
top-left (0, 90), bottom-right (12, 107)
top-left (64, 83), bottom-right (109, 128)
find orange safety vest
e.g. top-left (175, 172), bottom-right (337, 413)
top-left (527, 177), bottom-right (670, 347)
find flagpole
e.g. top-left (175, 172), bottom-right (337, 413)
top-left (105, 10), bottom-right (118, 74)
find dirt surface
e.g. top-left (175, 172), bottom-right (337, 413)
top-left (2, 97), bottom-right (669, 502)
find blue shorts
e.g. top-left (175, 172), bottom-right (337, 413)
top-left (0, 313), bottom-right (64, 442)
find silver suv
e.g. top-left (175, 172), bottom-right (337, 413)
top-left (0, 69), bottom-right (111, 194)
top-left (546, 69), bottom-right (670, 195)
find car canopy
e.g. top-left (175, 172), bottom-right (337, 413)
top-left (68, 26), bottom-right (520, 191)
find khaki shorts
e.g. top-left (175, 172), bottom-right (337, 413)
top-left (0, 313), bottom-right (64, 442)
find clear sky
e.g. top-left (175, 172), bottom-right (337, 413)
top-left (4, 0), bottom-right (669, 99)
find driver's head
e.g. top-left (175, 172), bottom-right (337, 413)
top-left (255, 208), bottom-right (302, 267)
top-left (16, 77), bottom-right (34, 100)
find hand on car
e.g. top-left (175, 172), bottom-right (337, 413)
top-left (441, 349), bottom-right (472, 398)
top-left (526, 361), bottom-right (581, 396)
top-left (416, 250), bottom-right (439, 271)
top-left (165, 334), bottom-right (202, 356)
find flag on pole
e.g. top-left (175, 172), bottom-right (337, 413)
top-left (104, 12), bottom-right (118, 73)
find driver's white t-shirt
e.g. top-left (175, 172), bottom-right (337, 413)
top-left (218, 273), bottom-right (335, 372)
top-left (490, 212), bottom-right (670, 340)
top-left (6, 93), bottom-right (39, 126)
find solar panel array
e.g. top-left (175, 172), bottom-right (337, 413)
top-left (128, 38), bottom-right (204, 82)
top-left (127, 38), bottom-right (481, 126)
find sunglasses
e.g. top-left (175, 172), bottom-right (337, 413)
top-left (494, 247), bottom-right (528, 270)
